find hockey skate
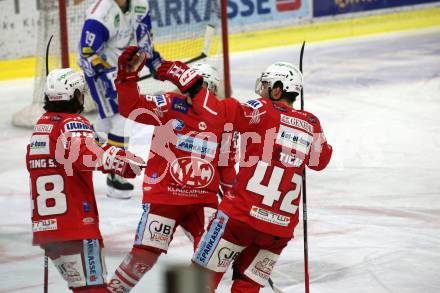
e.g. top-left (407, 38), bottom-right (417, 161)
top-left (106, 173), bottom-right (134, 199)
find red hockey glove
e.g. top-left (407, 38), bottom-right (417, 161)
top-left (116, 46), bottom-right (147, 82)
top-left (156, 61), bottom-right (203, 93)
top-left (102, 146), bottom-right (146, 178)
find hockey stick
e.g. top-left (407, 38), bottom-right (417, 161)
top-left (299, 41), bottom-right (310, 293)
top-left (138, 24), bottom-right (215, 81)
top-left (43, 35), bottom-right (53, 293)
top-left (45, 35), bottom-right (54, 77)
top-left (44, 253), bottom-right (49, 293)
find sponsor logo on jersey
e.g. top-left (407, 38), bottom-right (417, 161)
top-left (245, 251), bottom-right (278, 285)
top-left (29, 135), bottom-right (50, 155)
top-left (64, 121), bottom-right (92, 132)
top-left (250, 206), bottom-right (290, 226)
top-left (154, 95), bottom-right (167, 107)
top-left (134, 5), bottom-right (147, 14)
top-left (276, 125), bottom-right (312, 153)
top-left (172, 119), bottom-right (185, 131)
top-left (170, 157), bottom-right (214, 188)
top-left (82, 217), bottom-right (94, 225)
top-left (280, 114), bottom-right (313, 133)
top-left (34, 124), bottom-right (53, 133)
top-left (57, 258), bottom-right (84, 285)
top-left (176, 134), bottom-right (217, 158)
top-left (167, 185), bottom-right (209, 196)
top-left (84, 239), bottom-right (103, 286)
top-left (246, 99), bottom-right (263, 109)
top-left (217, 247), bottom-right (240, 268)
top-left (32, 219), bottom-right (57, 232)
top-left (279, 152), bottom-right (304, 167)
top-left (171, 97), bottom-right (189, 113)
top-left (28, 158), bottom-right (57, 169)
top-left (143, 214), bottom-right (176, 250)
top-left (50, 115), bottom-right (62, 122)
top-left (195, 211), bottom-right (228, 265)
top-left (272, 102), bottom-right (287, 112)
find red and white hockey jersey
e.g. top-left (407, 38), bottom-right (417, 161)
top-left (116, 80), bottom-right (237, 206)
top-left (192, 88), bottom-right (333, 238)
top-left (26, 113), bottom-right (103, 245)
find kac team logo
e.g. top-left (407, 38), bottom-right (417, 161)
top-left (170, 157), bottom-right (214, 188)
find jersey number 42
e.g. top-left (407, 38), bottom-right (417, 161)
top-left (246, 161), bottom-right (302, 214)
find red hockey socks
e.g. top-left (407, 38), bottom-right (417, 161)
top-left (231, 279), bottom-right (261, 293)
top-left (107, 247), bottom-right (160, 292)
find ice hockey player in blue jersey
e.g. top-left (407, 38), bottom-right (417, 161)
top-left (78, 0), bottom-right (163, 199)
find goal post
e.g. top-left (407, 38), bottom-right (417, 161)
top-left (12, 0), bottom-right (230, 128)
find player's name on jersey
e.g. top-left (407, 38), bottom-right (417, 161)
top-left (280, 114), bottom-right (313, 133)
top-left (28, 158), bottom-right (58, 169)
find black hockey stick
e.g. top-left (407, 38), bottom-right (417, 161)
top-left (43, 35), bottom-right (53, 293)
top-left (44, 252), bottom-right (49, 293)
top-left (45, 35), bottom-right (54, 77)
top-left (299, 41), bottom-right (310, 293)
top-left (138, 24), bottom-right (215, 81)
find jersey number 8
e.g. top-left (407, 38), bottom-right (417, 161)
top-left (35, 175), bottom-right (67, 216)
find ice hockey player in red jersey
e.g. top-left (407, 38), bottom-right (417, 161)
top-left (106, 47), bottom-right (237, 292)
top-left (26, 68), bottom-right (145, 293)
top-left (156, 59), bottom-right (333, 292)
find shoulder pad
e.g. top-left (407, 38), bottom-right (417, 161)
top-left (87, 0), bottom-right (119, 31)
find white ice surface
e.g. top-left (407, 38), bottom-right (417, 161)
top-left (0, 27), bottom-right (440, 292)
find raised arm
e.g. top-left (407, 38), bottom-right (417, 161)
top-left (115, 46), bottom-right (168, 125)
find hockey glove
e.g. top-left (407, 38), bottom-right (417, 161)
top-left (156, 61), bottom-right (203, 94)
top-left (146, 50), bottom-right (164, 79)
top-left (98, 70), bottom-right (117, 99)
top-left (102, 146), bottom-right (146, 178)
top-left (116, 46), bottom-right (147, 83)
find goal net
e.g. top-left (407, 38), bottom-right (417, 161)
top-left (12, 0), bottom-right (228, 128)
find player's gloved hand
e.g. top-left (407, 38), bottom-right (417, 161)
top-left (116, 46), bottom-right (147, 83)
top-left (97, 68), bottom-right (117, 99)
top-left (146, 50), bottom-right (164, 79)
top-left (102, 146), bottom-right (146, 178)
top-left (156, 61), bottom-right (203, 94)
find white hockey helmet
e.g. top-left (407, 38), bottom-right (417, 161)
top-left (44, 68), bottom-right (86, 102)
top-left (255, 62), bottom-right (303, 97)
top-left (191, 62), bottom-right (221, 94)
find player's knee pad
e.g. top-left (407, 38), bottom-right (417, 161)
top-left (51, 240), bottom-right (106, 289)
top-left (107, 247), bottom-right (160, 293)
top-left (192, 211), bottom-right (245, 273)
top-left (242, 249), bottom-right (279, 286)
top-left (134, 204), bottom-right (177, 252)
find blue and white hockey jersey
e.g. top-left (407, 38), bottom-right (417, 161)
top-left (78, 0), bottom-right (162, 118)
top-left (78, 0), bottom-right (161, 77)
